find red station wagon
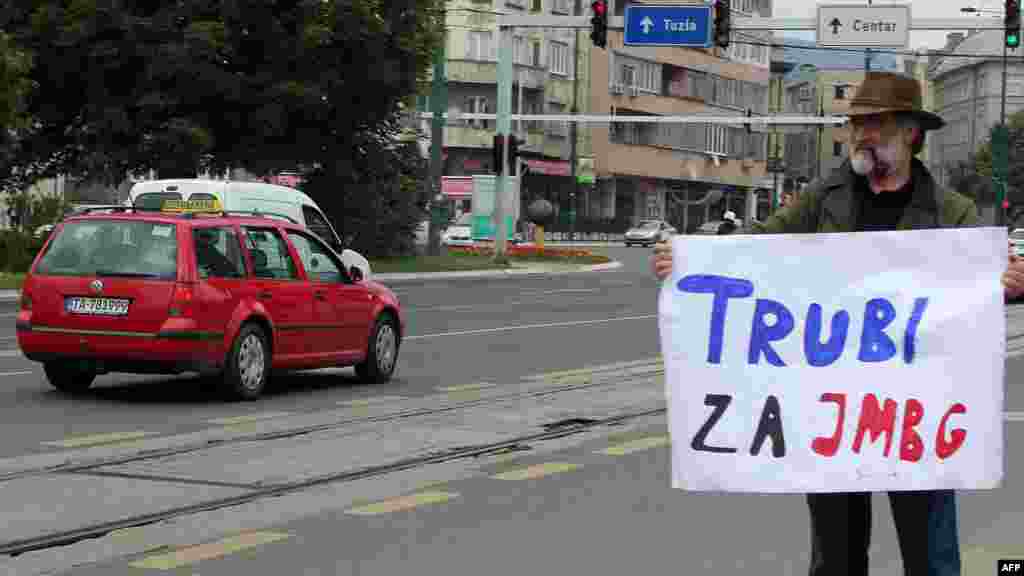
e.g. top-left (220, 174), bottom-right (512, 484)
top-left (15, 201), bottom-right (404, 400)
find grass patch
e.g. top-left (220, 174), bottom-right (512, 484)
top-left (368, 253), bottom-right (512, 274)
top-left (0, 273), bottom-right (23, 291)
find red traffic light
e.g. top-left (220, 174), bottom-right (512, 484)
top-left (592, 0), bottom-right (606, 15)
top-left (1004, 200), bottom-right (1011, 210)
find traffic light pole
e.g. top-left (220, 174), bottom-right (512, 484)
top-left (999, 38), bottom-right (1008, 227)
top-left (495, 25), bottom-right (514, 264)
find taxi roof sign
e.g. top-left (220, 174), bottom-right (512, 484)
top-left (161, 198), bottom-right (223, 213)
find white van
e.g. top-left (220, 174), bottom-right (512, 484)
top-left (128, 179), bottom-right (372, 279)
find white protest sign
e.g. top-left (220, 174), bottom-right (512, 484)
top-left (658, 228), bottom-right (1006, 493)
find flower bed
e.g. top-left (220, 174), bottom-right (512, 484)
top-left (447, 244), bottom-right (610, 263)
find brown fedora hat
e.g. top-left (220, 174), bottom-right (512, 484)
top-left (847, 71), bottom-right (945, 131)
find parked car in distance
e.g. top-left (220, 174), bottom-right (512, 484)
top-left (624, 220), bottom-right (677, 247)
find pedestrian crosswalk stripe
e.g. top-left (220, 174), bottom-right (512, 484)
top-left (128, 531), bottom-right (290, 570)
top-left (491, 462), bottom-right (579, 481)
top-left (42, 430), bottom-right (153, 448)
top-left (206, 412), bottom-right (292, 426)
top-left (599, 435), bottom-right (670, 456)
top-left (345, 491), bottom-right (458, 515)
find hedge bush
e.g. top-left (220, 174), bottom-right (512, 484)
top-left (0, 231), bottom-right (45, 273)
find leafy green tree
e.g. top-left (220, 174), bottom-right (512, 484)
top-left (1, 0), bottom-right (442, 256)
top-left (973, 110), bottom-right (1024, 208)
top-left (0, 30), bottom-right (31, 135)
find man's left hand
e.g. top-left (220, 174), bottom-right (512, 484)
top-left (1004, 241), bottom-right (1024, 300)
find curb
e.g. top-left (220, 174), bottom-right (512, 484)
top-left (373, 260), bottom-right (623, 283)
top-left (0, 261), bottom-right (625, 299)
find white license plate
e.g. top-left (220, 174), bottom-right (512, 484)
top-left (65, 297), bottom-right (130, 316)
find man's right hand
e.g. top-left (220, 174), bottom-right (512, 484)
top-left (651, 240), bottom-right (673, 281)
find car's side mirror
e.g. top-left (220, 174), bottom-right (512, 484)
top-left (349, 265), bottom-right (363, 282)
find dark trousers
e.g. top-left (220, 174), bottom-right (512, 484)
top-left (806, 490), bottom-right (960, 576)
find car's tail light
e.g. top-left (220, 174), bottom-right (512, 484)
top-left (19, 292), bottom-right (31, 311)
top-left (168, 283), bottom-right (195, 317)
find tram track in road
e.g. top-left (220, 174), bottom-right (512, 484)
top-left (0, 405), bottom-right (666, 557)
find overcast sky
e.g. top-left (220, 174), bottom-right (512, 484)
top-left (773, 0), bottom-right (1002, 52)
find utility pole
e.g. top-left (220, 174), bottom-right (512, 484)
top-left (570, 27), bottom-right (579, 242)
top-left (427, 15), bottom-right (447, 256)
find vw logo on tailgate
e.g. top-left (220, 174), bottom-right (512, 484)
top-left (89, 279), bottom-right (104, 294)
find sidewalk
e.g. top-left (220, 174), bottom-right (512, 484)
top-left (0, 260), bottom-right (624, 301)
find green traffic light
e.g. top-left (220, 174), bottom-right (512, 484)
top-left (1009, 33), bottom-right (1020, 47)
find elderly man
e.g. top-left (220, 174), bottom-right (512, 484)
top-left (651, 71), bottom-right (1024, 575)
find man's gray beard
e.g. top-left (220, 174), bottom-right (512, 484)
top-left (851, 148), bottom-right (875, 176)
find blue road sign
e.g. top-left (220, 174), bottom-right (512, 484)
top-left (624, 4), bottom-right (713, 47)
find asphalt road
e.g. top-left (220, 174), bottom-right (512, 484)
top-left (62, 413), bottom-right (1024, 576)
top-left (0, 246), bottom-right (663, 458)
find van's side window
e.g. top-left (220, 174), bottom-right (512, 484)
top-left (301, 206), bottom-right (338, 248)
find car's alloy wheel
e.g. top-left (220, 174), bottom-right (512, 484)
top-left (221, 323), bottom-right (269, 401)
top-left (355, 314), bottom-right (399, 384)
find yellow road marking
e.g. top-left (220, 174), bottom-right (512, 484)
top-left (128, 531), bottom-right (290, 570)
top-left (439, 383), bottom-right (495, 393)
top-left (491, 462), bottom-right (579, 481)
top-left (344, 491), bottom-right (458, 515)
top-left (42, 430), bottom-right (153, 449)
top-left (962, 546), bottom-right (1024, 576)
top-left (599, 435), bottom-right (670, 456)
top-left (206, 412), bottom-right (292, 426)
top-left (337, 396), bottom-right (407, 407)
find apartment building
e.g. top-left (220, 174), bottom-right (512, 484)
top-left (420, 0), bottom-right (592, 222)
top-left (586, 0), bottom-right (775, 231)
top-left (930, 30), bottom-right (1024, 189)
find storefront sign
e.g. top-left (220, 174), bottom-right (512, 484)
top-left (442, 176), bottom-right (474, 198)
top-left (525, 159), bottom-right (572, 177)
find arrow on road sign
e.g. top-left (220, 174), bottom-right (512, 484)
top-left (829, 17), bottom-right (842, 34)
top-left (641, 16), bottom-right (653, 33)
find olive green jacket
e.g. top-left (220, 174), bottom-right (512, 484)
top-left (749, 158), bottom-right (978, 234)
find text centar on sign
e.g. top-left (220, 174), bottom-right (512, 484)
top-left (816, 3), bottom-right (911, 49)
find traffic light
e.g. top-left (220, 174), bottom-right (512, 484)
top-left (714, 0), bottom-right (731, 48)
top-left (590, 0), bottom-right (607, 49)
top-left (508, 136), bottom-right (521, 172)
top-left (492, 134), bottom-right (505, 175)
top-left (1007, 0), bottom-right (1021, 48)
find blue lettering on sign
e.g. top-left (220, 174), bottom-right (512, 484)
top-left (677, 274), bottom-right (754, 364)
top-left (804, 303), bottom-right (850, 367)
top-left (748, 299), bottom-right (794, 367)
top-left (676, 274), bottom-right (929, 367)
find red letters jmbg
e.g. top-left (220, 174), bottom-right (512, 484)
top-left (811, 393), bottom-right (967, 461)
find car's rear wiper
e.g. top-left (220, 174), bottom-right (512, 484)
top-left (94, 270), bottom-right (163, 278)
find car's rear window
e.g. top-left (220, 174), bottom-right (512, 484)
top-left (34, 220), bottom-right (178, 280)
top-left (133, 192), bottom-right (182, 210)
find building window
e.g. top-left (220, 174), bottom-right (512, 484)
top-left (531, 0), bottom-right (542, 11)
top-left (620, 64), bottom-right (635, 87)
top-left (834, 85), bottom-right (846, 99)
top-left (531, 39), bottom-right (542, 66)
top-left (463, 96), bottom-right (491, 129)
top-left (706, 125), bottom-right (728, 155)
top-left (466, 31), bottom-right (494, 61)
top-left (549, 41), bottom-right (569, 75)
top-left (552, 0), bottom-right (570, 13)
top-left (833, 140), bottom-right (843, 157)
